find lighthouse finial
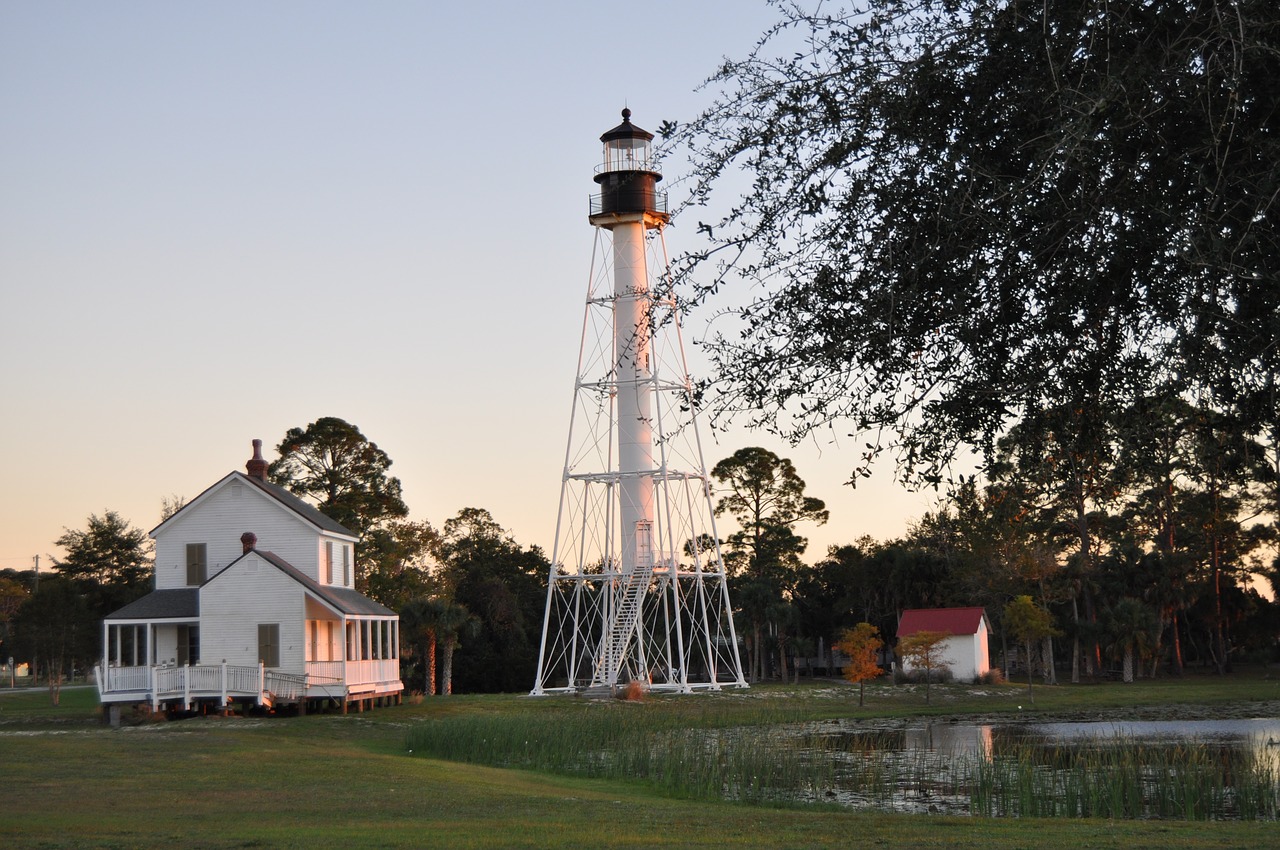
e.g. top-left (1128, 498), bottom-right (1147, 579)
top-left (621, 107), bottom-right (631, 121)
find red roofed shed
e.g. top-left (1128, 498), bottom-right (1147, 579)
top-left (896, 607), bottom-right (991, 682)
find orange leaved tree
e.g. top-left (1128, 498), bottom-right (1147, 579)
top-left (835, 622), bottom-right (884, 707)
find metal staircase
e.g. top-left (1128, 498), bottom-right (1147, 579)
top-left (594, 559), bottom-right (654, 687)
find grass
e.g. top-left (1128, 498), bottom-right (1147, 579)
top-left (1, 671), bottom-right (1278, 848)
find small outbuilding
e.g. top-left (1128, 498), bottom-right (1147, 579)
top-left (896, 607), bottom-right (991, 682)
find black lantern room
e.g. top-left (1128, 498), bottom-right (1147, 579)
top-left (590, 109), bottom-right (670, 224)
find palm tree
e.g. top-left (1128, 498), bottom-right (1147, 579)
top-left (1104, 598), bottom-right (1159, 683)
top-left (400, 597), bottom-right (445, 695)
top-left (436, 601), bottom-right (478, 696)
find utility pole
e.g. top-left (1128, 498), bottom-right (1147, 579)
top-left (32, 555), bottom-right (39, 592)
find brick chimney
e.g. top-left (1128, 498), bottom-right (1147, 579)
top-left (246, 439), bottom-right (268, 481)
top-left (240, 532), bottom-right (257, 554)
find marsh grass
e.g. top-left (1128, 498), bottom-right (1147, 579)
top-left (406, 709), bottom-right (1280, 820)
top-left (968, 739), bottom-right (1278, 819)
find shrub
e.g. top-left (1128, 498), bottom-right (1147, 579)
top-left (893, 666), bottom-right (954, 685)
top-left (618, 680), bottom-right (646, 701)
top-left (976, 668), bottom-right (1006, 686)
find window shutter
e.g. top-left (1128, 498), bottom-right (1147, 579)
top-left (186, 543), bottom-right (207, 586)
top-left (258, 623), bottom-right (280, 667)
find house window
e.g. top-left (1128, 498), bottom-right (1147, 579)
top-left (324, 541), bottom-right (334, 584)
top-left (342, 545), bottom-right (351, 587)
top-left (186, 543), bottom-right (207, 586)
top-left (258, 623), bottom-right (280, 667)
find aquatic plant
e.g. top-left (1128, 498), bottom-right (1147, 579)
top-left (404, 710), bottom-right (1279, 820)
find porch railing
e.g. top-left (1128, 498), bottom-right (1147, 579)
top-left (97, 659), bottom-right (402, 707)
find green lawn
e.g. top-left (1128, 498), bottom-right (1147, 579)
top-left (1, 673), bottom-right (1277, 849)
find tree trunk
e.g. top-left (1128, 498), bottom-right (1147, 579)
top-left (1122, 645), bottom-right (1134, 683)
top-left (1024, 640), bottom-right (1035, 705)
top-left (747, 624), bottom-right (757, 686)
top-left (426, 631), bottom-right (437, 695)
top-left (441, 636), bottom-right (456, 696)
top-left (1170, 610), bottom-right (1185, 675)
top-left (1149, 614), bottom-right (1166, 679)
top-left (1070, 597), bottom-right (1081, 684)
top-left (1213, 560), bottom-right (1229, 675)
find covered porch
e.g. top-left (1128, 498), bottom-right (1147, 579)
top-left (98, 607), bottom-right (402, 713)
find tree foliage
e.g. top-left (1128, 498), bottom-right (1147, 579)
top-left (1103, 597), bottom-right (1160, 683)
top-left (712, 447), bottom-right (827, 681)
top-left (1004, 595), bottom-right (1060, 702)
top-left (13, 576), bottom-right (91, 704)
top-left (711, 447), bottom-right (829, 558)
top-left (362, 520), bottom-right (441, 608)
top-left (896, 629), bottom-right (951, 704)
top-left (835, 622), bottom-right (883, 706)
top-left (52, 511), bottom-right (152, 589)
top-left (436, 508), bottom-right (547, 694)
top-left (671, 0), bottom-right (1280, 485)
top-left (268, 417), bottom-right (409, 538)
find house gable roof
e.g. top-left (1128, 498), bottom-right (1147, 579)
top-left (897, 607), bottom-right (988, 638)
top-left (150, 471), bottom-right (356, 540)
top-left (207, 549), bottom-right (395, 618)
top-left (105, 588), bottom-right (199, 621)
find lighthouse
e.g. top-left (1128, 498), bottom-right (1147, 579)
top-left (531, 111), bottom-right (747, 694)
top-left (594, 109), bottom-right (664, 587)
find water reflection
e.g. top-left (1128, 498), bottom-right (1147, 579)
top-left (801, 716), bottom-right (1280, 818)
top-left (896, 718), bottom-right (1280, 771)
top-left (903, 723), bottom-right (993, 758)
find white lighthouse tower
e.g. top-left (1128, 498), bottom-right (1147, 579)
top-left (531, 110), bottom-right (747, 694)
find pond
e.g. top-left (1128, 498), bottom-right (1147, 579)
top-left (794, 717), bottom-right (1280, 818)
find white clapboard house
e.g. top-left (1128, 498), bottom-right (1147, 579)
top-left (896, 607), bottom-right (992, 682)
top-left (96, 441), bottom-right (403, 714)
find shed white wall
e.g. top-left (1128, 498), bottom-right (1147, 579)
top-left (900, 623), bottom-right (991, 682)
top-left (200, 556), bottom-right (306, 671)
top-left (154, 477), bottom-right (324, 590)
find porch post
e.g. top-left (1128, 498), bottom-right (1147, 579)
top-left (341, 617), bottom-right (349, 684)
top-left (147, 624), bottom-right (156, 710)
top-left (183, 663), bottom-right (191, 710)
top-left (221, 661), bottom-right (228, 707)
top-left (103, 622), bottom-right (112, 696)
top-left (258, 661), bottom-right (265, 705)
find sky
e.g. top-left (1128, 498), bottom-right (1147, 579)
top-left (0, 1), bottom-right (942, 576)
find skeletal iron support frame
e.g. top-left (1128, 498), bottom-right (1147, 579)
top-left (531, 212), bottom-right (747, 695)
